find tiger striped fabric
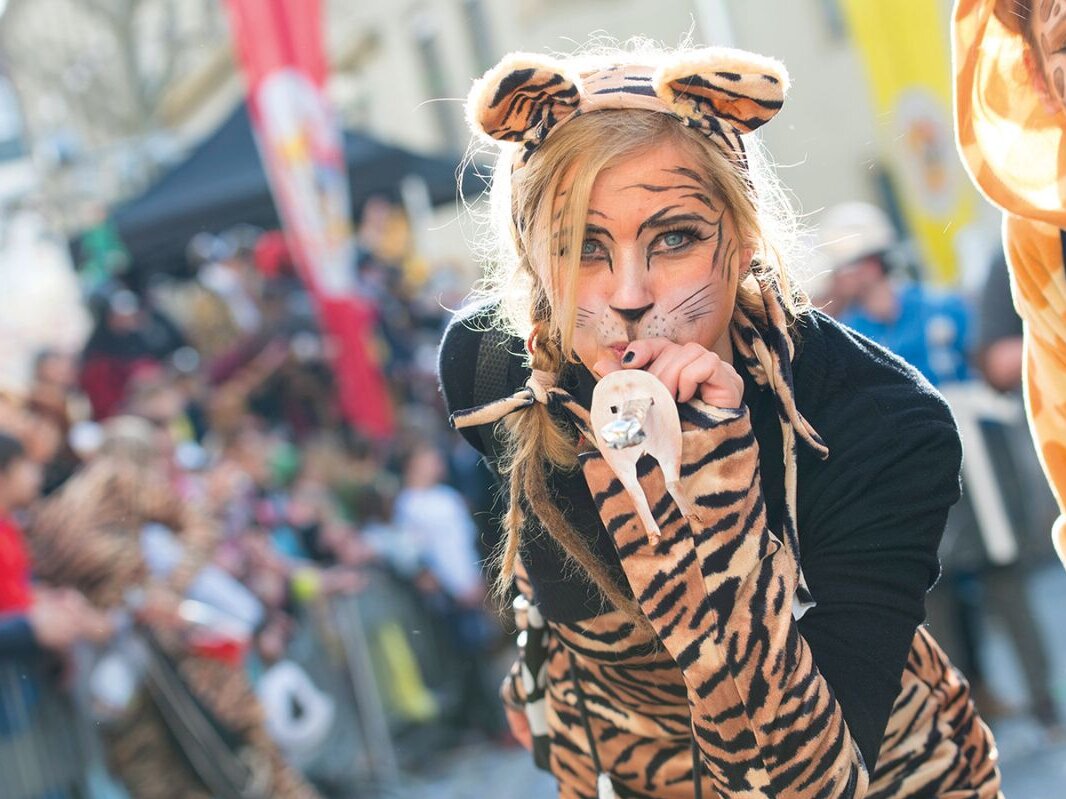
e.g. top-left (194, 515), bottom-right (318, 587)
top-left (502, 397), bottom-right (1001, 798)
top-left (462, 272), bottom-right (1002, 796)
top-left (953, 0), bottom-right (1066, 566)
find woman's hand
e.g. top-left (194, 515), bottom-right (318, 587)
top-left (594, 339), bottom-right (744, 408)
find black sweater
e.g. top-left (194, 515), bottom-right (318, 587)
top-left (438, 305), bottom-right (961, 769)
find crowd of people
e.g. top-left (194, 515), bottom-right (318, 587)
top-left (0, 203), bottom-right (509, 799)
top-left (0, 192), bottom-right (1062, 798)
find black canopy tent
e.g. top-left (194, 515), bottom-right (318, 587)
top-left (108, 103), bottom-right (483, 276)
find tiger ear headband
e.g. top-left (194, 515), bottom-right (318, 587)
top-left (466, 47), bottom-right (790, 171)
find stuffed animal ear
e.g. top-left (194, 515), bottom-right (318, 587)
top-left (654, 47), bottom-right (789, 134)
top-left (467, 53), bottom-right (582, 151)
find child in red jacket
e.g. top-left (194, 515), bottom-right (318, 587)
top-left (0, 431), bottom-right (103, 655)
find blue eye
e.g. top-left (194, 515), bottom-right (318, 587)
top-left (581, 239), bottom-right (605, 259)
top-left (661, 231), bottom-right (688, 248)
top-left (650, 226), bottom-right (705, 257)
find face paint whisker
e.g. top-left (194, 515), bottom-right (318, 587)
top-left (683, 299), bottom-right (716, 315)
top-left (668, 283), bottom-right (712, 313)
top-left (682, 313), bottom-right (716, 325)
top-left (673, 291), bottom-right (713, 315)
top-left (679, 300), bottom-right (714, 318)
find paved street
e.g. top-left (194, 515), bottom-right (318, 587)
top-left (392, 563), bottom-right (1066, 798)
top-left (987, 563), bottom-right (1066, 797)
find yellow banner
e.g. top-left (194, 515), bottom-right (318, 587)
top-left (840, 0), bottom-right (976, 283)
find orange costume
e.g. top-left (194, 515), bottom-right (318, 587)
top-left (953, 0), bottom-right (1066, 566)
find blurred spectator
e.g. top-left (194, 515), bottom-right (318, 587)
top-left (395, 442), bottom-right (505, 738)
top-left (30, 417), bottom-right (319, 799)
top-left (820, 203), bottom-right (971, 385)
top-left (80, 289), bottom-right (185, 419)
top-left (197, 230), bottom-right (265, 334)
top-left (26, 350), bottom-right (86, 495)
top-left (0, 432), bottom-right (42, 619)
top-left (976, 251), bottom-right (1025, 392)
top-left (396, 442), bottom-right (485, 606)
top-left (0, 431), bottom-right (107, 655)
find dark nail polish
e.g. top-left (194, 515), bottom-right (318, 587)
top-left (622, 350), bottom-right (635, 364)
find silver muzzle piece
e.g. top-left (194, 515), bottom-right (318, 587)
top-left (599, 397), bottom-right (653, 450)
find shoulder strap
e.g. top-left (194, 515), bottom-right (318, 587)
top-left (472, 327), bottom-right (518, 458)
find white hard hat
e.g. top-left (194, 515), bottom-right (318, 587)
top-left (815, 202), bottom-right (897, 270)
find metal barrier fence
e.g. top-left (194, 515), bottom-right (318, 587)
top-left (0, 655), bottom-right (92, 799)
top-left (291, 567), bottom-right (472, 794)
top-left (0, 566), bottom-right (471, 799)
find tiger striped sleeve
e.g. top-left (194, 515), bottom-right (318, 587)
top-left (580, 404), bottom-right (868, 799)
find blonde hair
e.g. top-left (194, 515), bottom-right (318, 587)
top-left (465, 53), bottom-right (808, 611)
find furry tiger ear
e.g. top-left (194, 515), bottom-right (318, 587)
top-left (653, 47), bottom-right (789, 134)
top-left (467, 53), bottom-right (582, 153)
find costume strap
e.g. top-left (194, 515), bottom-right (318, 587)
top-left (730, 275), bottom-right (827, 459)
top-left (450, 367), bottom-right (594, 440)
top-left (730, 273), bottom-right (828, 615)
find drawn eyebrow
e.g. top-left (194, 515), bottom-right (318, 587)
top-left (636, 209), bottom-right (714, 237)
top-left (588, 208), bottom-right (612, 220)
top-left (621, 182), bottom-right (705, 193)
top-left (635, 206), bottom-right (681, 236)
top-left (584, 223), bottom-right (615, 241)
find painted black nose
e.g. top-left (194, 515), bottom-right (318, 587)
top-left (611, 303), bottom-right (653, 323)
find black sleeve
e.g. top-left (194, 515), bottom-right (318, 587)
top-left (796, 385), bottom-right (961, 769)
top-left (439, 310), bottom-right (488, 455)
top-left (438, 304), bottom-right (527, 462)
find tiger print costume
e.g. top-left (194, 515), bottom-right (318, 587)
top-left (455, 290), bottom-right (1002, 799)
top-left (452, 46), bottom-right (1003, 798)
top-left (29, 454), bottom-right (319, 799)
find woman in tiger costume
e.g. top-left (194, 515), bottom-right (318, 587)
top-left (440, 43), bottom-right (1004, 798)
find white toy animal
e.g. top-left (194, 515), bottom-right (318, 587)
top-left (590, 370), bottom-right (701, 544)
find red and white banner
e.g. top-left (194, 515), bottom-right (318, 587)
top-left (225, 0), bottom-right (393, 438)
